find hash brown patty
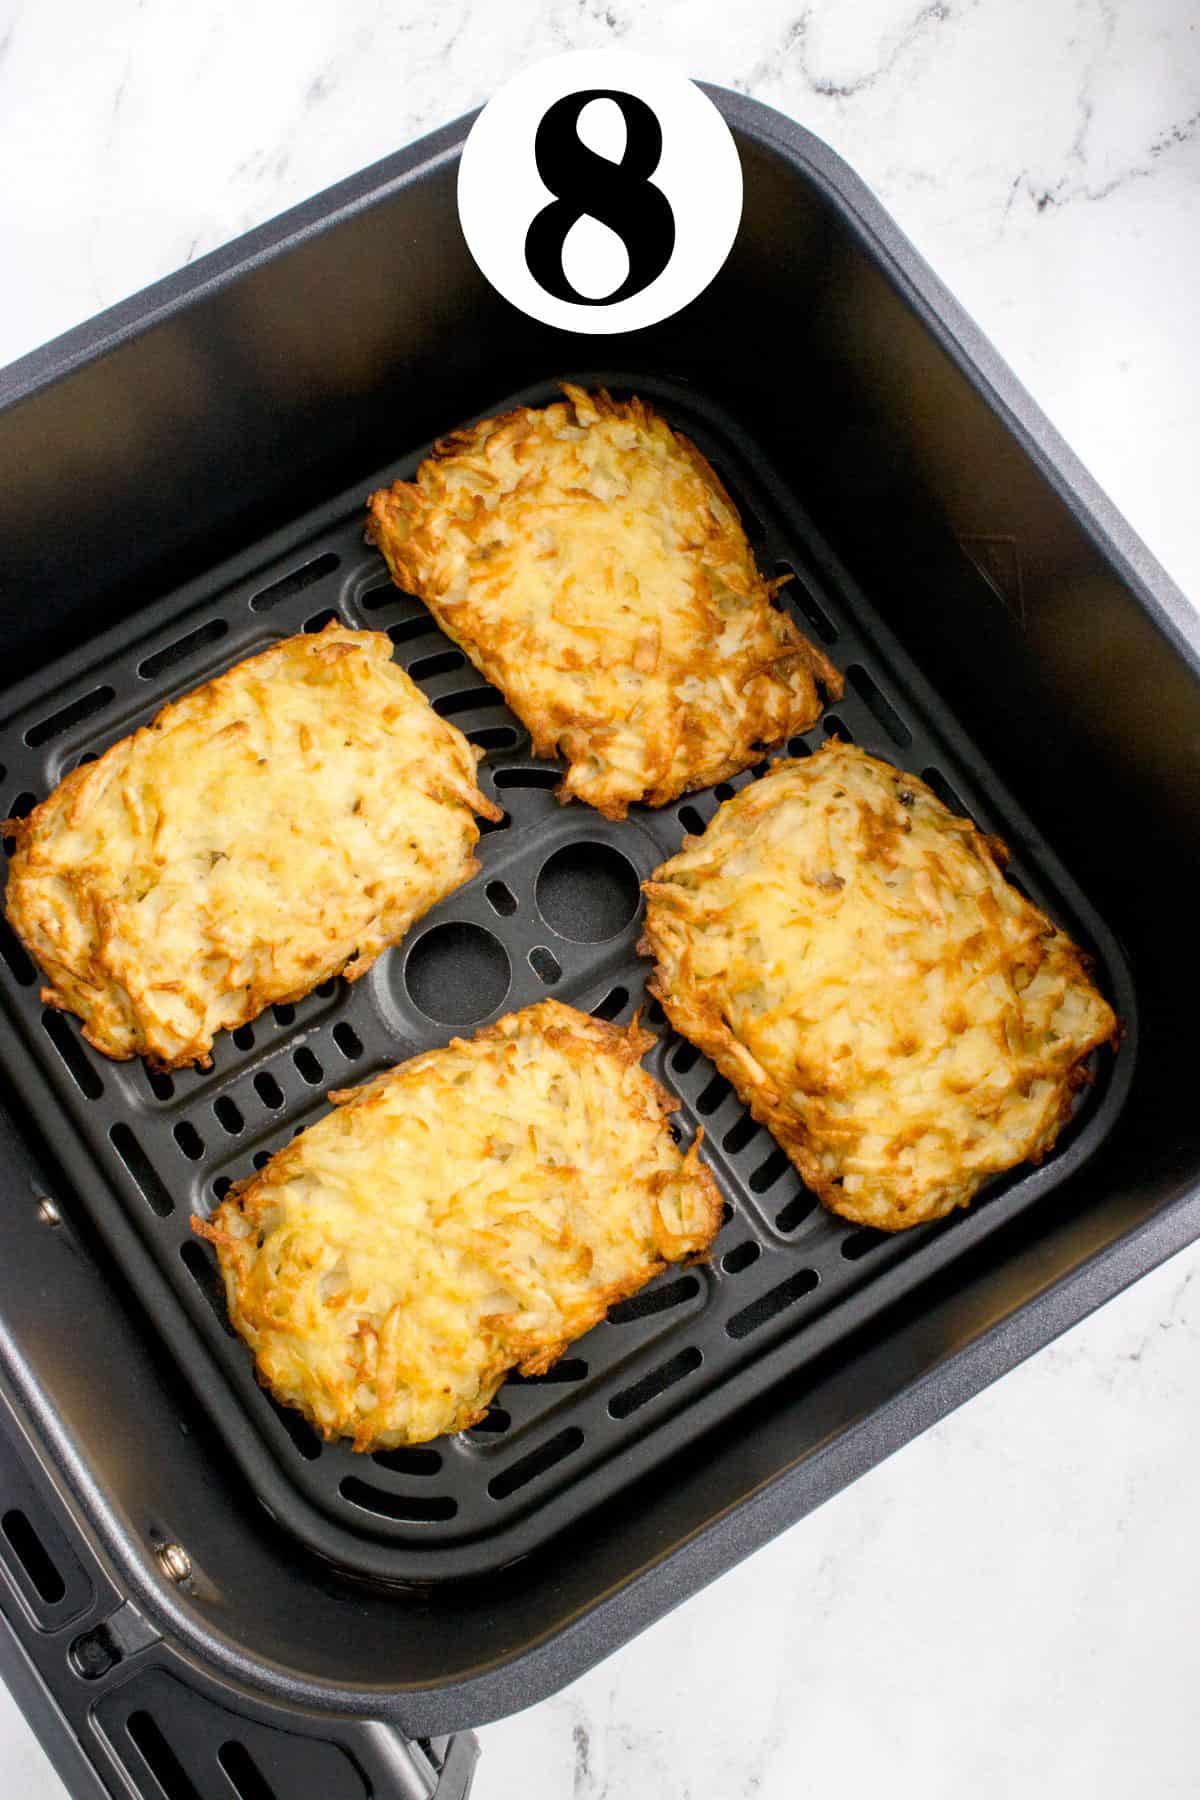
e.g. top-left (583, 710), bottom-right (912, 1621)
top-left (641, 743), bottom-right (1118, 1231)
top-left (366, 385), bottom-right (841, 819)
top-left (192, 1000), bottom-right (723, 1449)
top-left (4, 626), bottom-right (500, 1069)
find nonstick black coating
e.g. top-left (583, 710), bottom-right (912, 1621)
top-left (0, 374), bottom-right (1134, 1583)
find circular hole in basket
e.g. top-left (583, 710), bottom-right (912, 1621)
top-left (405, 921), bottom-right (510, 1027)
top-left (535, 841), bottom-right (641, 943)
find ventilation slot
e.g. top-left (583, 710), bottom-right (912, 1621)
top-left (469, 724), bottom-right (521, 750)
top-left (822, 715), bottom-right (853, 743)
top-left (145, 1066), bottom-right (175, 1101)
top-left (696, 1072), bottom-right (732, 1117)
top-left (749, 1148), bottom-right (791, 1193)
top-left (722, 1240), bottom-right (761, 1275)
top-left (249, 552), bottom-right (339, 612)
top-left (775, 562), bottom-right (837, 643)
top-left (0, 918), bottom-right (35, 985)
top-left (388, 614), bottom-right (437, 646)
top-left (268, 1397), bottom-right (322, 1461)
top-left (339, 1479), bottom-right (457, 1522)
top-left (776, 1191), bottom-right (817, 1233)
top-left (218, 1741), bottom-right (277, 1800)
top-left (408, 648), bottom-right (466, 681)
top-left (722, 1113), bottom-right (760, 1155)
top-left (25, 684), bottom-right (114, 747)
top-left (786, 735), bottom-right (814, 757)
top-left (2, 790), bottom-right (37, 855)
top-left (529, 945), bottom-right (561, 985)
top-left (678, 804), bottom-right (707, 836)
top-left (921, 766), bottom-right (970, 820)
top-left (180, 1240), bottom-right (236, 1337)
top-left (487, 1427), bottom-right (583, 1500)
top-left (127, 1710), bottom-right (202, 1800)
top-left (137, 618), bottom-right (227, 680)
top-left (361, 582), bottom-right (402, 611)
top-left (493, 766), bottom-right (559, 791)
top-left (727, 1268), bottom-right (819, 1340)
top-left (42, 1010), bottom-right (102, 1097)
top-left (841, 1228), bottom-right (887, 1262)
top-left (467, 1408), bottom-right (511, 1436)
top-left (609, 1347), bottom-right (702, 1420)
top-left (590, 985), bottom-right (628, 1021)
top-left (332, 1022), bottom-right (363, 1060)
top-left (111, 1124), bottom-right (175, 1217)
top-left (478, 808), bottom-right (510, 835)
top-left (1, 1509), bottom-right (65, 1604)
top-left (846, 665), bottom-right (912, 748)
top-left (306, 607), bottom-right (342, 635)
top-left (254, 1071), bottom-right (284, 1109)
top-left (272, 1003), bottom-right (295, 1027)
top-left (214, 1096), bottom-right (244, 1136)
top-left (671, 1040), bottom-right (702, 1075)
top-left (232, 1024), bottom-right (255, 1052)
top-left (509, 1357), bottom-right (588, 1386)
top-left (485, 881), bottom-right (517, 918)
top-left (292, 1046), bottom-right (323, 1085)
top-left (173, 1121), bottom-right (205, 1161)
top-left (371, 1446), bottom-right (442, 1476)
top-left (609, 1273), bottom-right (699, 1324)
top-left (435, 685), bottom-right (508, 721)
top-left (714, 782), bottom-right (736, 802)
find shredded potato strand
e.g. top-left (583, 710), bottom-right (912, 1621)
top-left (193, 1001), bottom-right (722, 1449)
top-left (642, 743), bottom-right (1117, 1230)
top-left (367, 385), bottom-right (842, 818)
top-left (4, 627), bottom-right (500, 1068)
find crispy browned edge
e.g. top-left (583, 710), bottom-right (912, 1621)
top-left (2, 627), bottom-right (503, 1072)
top-left (639, 763), bottom-right (1121, 1232)
top-left (364, 385), bottom-right (844, 819)
top-left (191, 1006), bottom-right (725, 1448)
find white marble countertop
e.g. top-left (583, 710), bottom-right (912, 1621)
top-left (0, 2), bottom-right (1197, 1796)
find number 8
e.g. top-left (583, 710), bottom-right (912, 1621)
top-left (524, 90), bottom-right (677, 307)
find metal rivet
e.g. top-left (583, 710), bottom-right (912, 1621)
top-left (36, 1197), bottom-right (61, 1226)
top-left (156, 1542), bottom-right (192, 1584)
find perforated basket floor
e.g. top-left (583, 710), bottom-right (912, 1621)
top-left (0, 376), bottom-right (1134, 1583)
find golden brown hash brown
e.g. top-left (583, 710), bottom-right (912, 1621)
top-left (4, 626), bottom-right (500, 1070)
top-left (193, 1000), bottom-right (722, 1449)
top-left (641, 743), bottom-right (1118, 1232)
top-left (366, 384), bottom-right (841, 820)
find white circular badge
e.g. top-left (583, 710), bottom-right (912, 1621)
top-left (457, 52), bottom-right (743, 334)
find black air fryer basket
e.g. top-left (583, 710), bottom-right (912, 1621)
top-left (0, 89), bottom-right (1197, 1799)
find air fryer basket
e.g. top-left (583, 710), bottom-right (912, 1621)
top-left (0, 88), bottom-right (1196, 1742)
top-left (0, 373), bottom-right (1135, 1585)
